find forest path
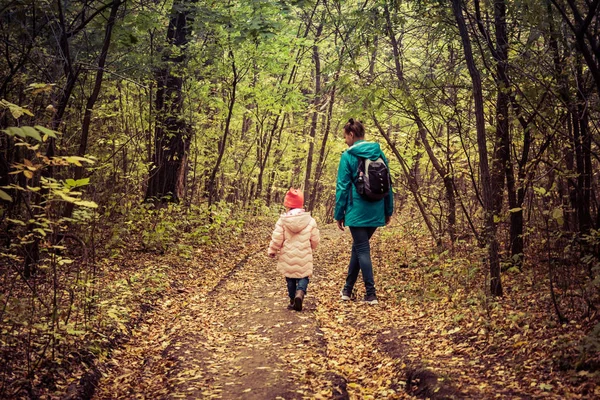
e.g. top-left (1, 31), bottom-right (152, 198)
top-left (92, 223), bottom-right (571, 399)
top-left (93, 225), bottom-right (419, 399)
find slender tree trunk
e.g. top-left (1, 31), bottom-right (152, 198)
top-left (452, 0), bottom-right (503, 296)
top-left (77, 0), bottom-right (121, 166)
top-left (492, 0), bottom-right (522, 265)
top-left (207, 50), bottom-right (237, 206)
top-left (372, 115), bottom-right (440, 244)
top-left (384, 2), bottom-right (455, 243)
top-left (266, 115), bottom-right (288, 206)
top-left (256, 114), bottom-right (279, 199)
top-left (573, 59), bottom-right (592, 232)
top-left (309, 84), bottom-right (336, 211)
top-left (487, 1), bottom-right (510, 218)
top-left (303, 20), bottom-right (323, 208)
top-left (24, 0), bottom-right (80, 278)
top-left (549, 0), bottom-right (600, 96)
top-left (547, 3), bottom-right (576, 232)
top-left (64, 0), bottom-right (122, 217)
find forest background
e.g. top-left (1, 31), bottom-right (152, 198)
top-left (1, 0), bottom-right (600, 398)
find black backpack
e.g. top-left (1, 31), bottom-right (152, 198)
top-left (355, 156), bottom-right (391, 201)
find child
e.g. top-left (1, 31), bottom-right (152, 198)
top-left (268, 188), bottom-right (320, 311)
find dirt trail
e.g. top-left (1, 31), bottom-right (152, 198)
top-left (159, 244), bottom-right (332, 399)
top-left (95, 226), bottom-right (378, 399)
top-left (93, 222), bottom-right (595, 399)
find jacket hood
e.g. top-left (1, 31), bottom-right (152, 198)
top-left (280, 212), bottom-right (313, 233)
top-left (346, 140), bottom-right (384, 161)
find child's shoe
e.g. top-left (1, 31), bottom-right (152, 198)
top-left (287, 298), bottom-right (294, 310)
top-left (293, 290), bottom-right (304, 311)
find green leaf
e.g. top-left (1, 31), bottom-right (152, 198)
top-left (21, 126), bottom-right (42, 142)
top-left (0, 189), bottom-right (12, 202)
top-left (552, 208), bottom-right (563, 219)
top-left (508, 207), bottom-right (522, 213)
top-left (34, 125), bottom-right (59, 138)
top-left (65, 178), bottom-right (90, 188)
top-left (552, 208), bottom-right (564, 225)
top-left (57, 192), bottom-right (80, 203)
top-left (75, 200), bottom-right (98, 208)
top-left (26, 83), bottom-right (55, 95)
top-left (0, 100), bottom-right (34, 119)
top-left (64, 156), bottom-right (95, 166)
top-left (3, 127), bottom-right (26, 138)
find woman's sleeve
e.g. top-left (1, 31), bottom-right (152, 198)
top-left (334, 153), bottom-right (351, 222)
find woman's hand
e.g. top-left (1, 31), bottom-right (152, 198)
top-left (336, 219), bottom-right (345, 231)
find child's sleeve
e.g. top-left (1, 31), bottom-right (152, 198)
top-left (310, 220), bottom-right (320, 250)
top-left (268, 219), bottom-right (285, 255)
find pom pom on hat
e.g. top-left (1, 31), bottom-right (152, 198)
top-left (284, 188), bottom-right (304, 209)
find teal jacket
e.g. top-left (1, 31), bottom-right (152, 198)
top-left (334, 140), bottom-right (394, 227)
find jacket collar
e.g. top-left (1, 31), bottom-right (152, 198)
top-left (349, 139), bottom-right (367, 149)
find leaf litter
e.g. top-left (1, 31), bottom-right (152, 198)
top-left (92, 221), bottom-right (599, 399)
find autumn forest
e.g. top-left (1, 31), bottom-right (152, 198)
top-left (1, 0), bottom-right (600, 398)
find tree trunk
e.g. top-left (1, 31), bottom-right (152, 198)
top-left (266, 115), bottom-right (288, 206)
top-left (65, 0), bottom-right (122, 217)
top-left (303, 20), bottom-right (323, 209)
top-left (492, 0), bottom-right (522, 265)
top-left (452, 0), bottom-right (503, 296)
top-left (372, 115), bottom-right (440, 244)
top-left (384, 2), bottom-right (455, 243)
top-left (207, 50), bottom-right (237, 206)
top-left (573, 59), bottom-right (592, 232)
top-left (549, 0), bottom-right (600, 96)
top-left (309, 84), bottom-right (336, 211)
top-left (145, 0), bottom-right (195, 203)
top-left (489, 12), bottom-right (509, 218)
top-left (24, 0), bottom-right (81, 278)
top-left (256, 113), bottom-right (279, 200)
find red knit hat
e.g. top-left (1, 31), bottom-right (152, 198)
top-left (284, 188), bottom-right (304, 209)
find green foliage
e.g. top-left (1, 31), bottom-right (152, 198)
top-left (2, 0), bottom-right (600, 395)
top-left (104, 199), bottom-right (246, 258)
top-left (0, 113), bottom-right (101, 396)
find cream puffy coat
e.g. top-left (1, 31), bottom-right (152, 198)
top-left (268, 211), bottom-right (320, 278)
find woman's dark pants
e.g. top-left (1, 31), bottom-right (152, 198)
top-left (343, 226), bottom-right (377, 296)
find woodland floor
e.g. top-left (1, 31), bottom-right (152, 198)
top-left (89, 222), bottom-right (599, 399)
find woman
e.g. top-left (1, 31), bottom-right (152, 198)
top-left (334, 118), bottom-right (393, 304)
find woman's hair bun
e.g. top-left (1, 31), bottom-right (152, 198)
top-left (349, 118), bottom-right (354, 124)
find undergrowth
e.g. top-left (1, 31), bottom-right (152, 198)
top-left (0, 194), bottom-right (278, 399)
top-left (377, 217), bottom-right (600, 388)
